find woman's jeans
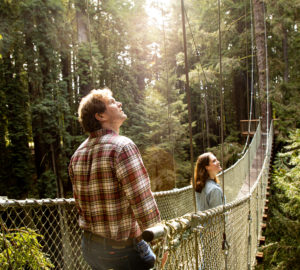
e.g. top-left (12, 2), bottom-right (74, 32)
top-left (82, 233), bottom-right (156, 270)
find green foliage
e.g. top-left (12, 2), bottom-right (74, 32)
top-left (141, 69), bottom-right (192, 190)
top-left (267, 0), bottom-right (300, 139)
top-left (0, 0), bottom-right (299, 198)
top-left (143, 145), bottom-right (176, 191)
top-left (257, 129), bottom-right (300, 269)
top-left (0, 0), bottom-right (34, 198)
top-left (207, 142), bottom-right (244, 169)
top-left (271, 82), bottom-right (300, 140)
top-left (273, 129), bottom-right (300, 219)
top-left (77, 41), bottom-right (104, 92)
top-left (0, 227), bottom-right (54, 269)
top-left (36, 171), bottom-right (58, 199)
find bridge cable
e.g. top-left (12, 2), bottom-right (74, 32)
top-left (217, 2), bottom-right (229, 269)
top-left (184, 8), bottom-right (211, 149)
top-left (246, 0), bottom-right (256, 268)
top-left (262, 0), bottom-right (270, 142)
top-left (180, 1), bottom-right (199, 269)
top-left (158, 1), bottom-right (178, 188)
top-left (243, 0), bottom-right (250, 157)
top-left (184, 8), bottom-right (209, 86)
top-left (86, 0), bottom-right (95, 89)
top-left (238, 10), bottom-right (255, 158)
top-left (185, 2), bottom-right (254, 267)
top-left (180, 0), bottom-right (196, 214)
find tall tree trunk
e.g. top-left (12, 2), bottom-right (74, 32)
top-left (0, 69), bottom-right (9, 195)
top-left (233, 71), bottom-right (248, 130)
top-left (253, 0), bottom-right (269, 132)
top-left (24, 31), bottom-right (45, 181)
top-left (61, 51), bottom-right (75, 135)
top-left (76, 6), bottom-right (89, 43)
top-left (4, 51), bottom-right (32, 198)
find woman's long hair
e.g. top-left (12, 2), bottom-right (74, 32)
top-left (194, 152), bottom-right (219, 193)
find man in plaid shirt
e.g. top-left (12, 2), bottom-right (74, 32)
top-left (69, 88), bottom-right (161, 270)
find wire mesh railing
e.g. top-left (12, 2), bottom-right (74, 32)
top-left (0, 121), bottom-right (272, 269)
top-left (223, 121), bottom-right (261, 202)
top-left (147, 121), bottom-right (272, 269)
top-left (155, 121), bottom-right (262, 221)
top-left (0, 199), bottom-right (89, 269)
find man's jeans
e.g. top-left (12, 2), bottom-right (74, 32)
top-left (82, 233), bottom-right (156, 270)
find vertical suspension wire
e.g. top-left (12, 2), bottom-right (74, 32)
top-left (86, 0), bottom-right (95, 89)
top-left (159, 1), bottom-right (177, 188)
top-left (247, 0), bottom-right (255, 268)
top-left (217, 0), bottom-right (224, 204)
top-left (180, 0), bottom-right (196, 214)
top-left (243, 0), bottom-right (251, 155)
top-left (240, 0), bottom-right (255, 157)
top-left (180, 1), bottom-right (199, 269)
top-left (262, 0), bottom-right (270, 144)
top-left (245, 4), bottom-right (250, 126)
top-left (184, 8), bottom-right (210, 150)
top-left (161, 5), bottom-right (170, 138)
top-left (217, 1), bottom-right (229, 269)
top-left (244, 0), bottom-right (251, 217)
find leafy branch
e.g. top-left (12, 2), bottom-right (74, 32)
top-left (0, 225), bottom-right (54, 270)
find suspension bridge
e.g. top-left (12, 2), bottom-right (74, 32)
top-left (0, 0), bottom-right (275, 268)
top-left (0, 120), bottom-right (273, 269)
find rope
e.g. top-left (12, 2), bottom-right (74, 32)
top-left (243, 0), bottom-right (250, 158)
top-left (180, 2), bottom-right (198, 269)
top-left (0, 198), bottom-right (75, 209)
top-left (184, 8), bottom-right (211, 149)
top-left (86, 0), bottom-right (95, 89)
top-left (238, 0), bottom-right (257, 158)
top-left (262, 0), bottom-right (270, 139)
top-left (217, 1), bottom-right (229, 269)
top-left (180, 0), bottom-right (196, 214)
top-left (247, 0), bottom-right (256, 268)
top-left (1, 125), bottom-right (272, 269)
top-left (184, 8), bottom-right (209, 86)
top-left (159, 1), bottom-right (177, 187)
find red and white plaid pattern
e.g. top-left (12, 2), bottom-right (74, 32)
top-left (69, 129), bottom-right (161, 241)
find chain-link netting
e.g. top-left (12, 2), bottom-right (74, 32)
top-left (0, 122), bottom-right (273, 269)
top-left (0, 199), bottom-right (90, 269)
top-left (154, 122), bottom-right (262, 222)
top-left (154, 186), bottom-right (194, 220)
top-left (223, 122), bottom-right (261, 202)
top-left (148, 122), bottom-right (273, 269)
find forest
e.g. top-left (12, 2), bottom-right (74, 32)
top-left (0, 0), bottom-right (299, 268)
top-left (1, 0), bottom-right (298, 198)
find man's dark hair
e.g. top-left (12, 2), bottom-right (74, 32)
top-left (78, 88), bottom-right (112, 133)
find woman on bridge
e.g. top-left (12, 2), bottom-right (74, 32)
top-left (194, 152), bottom-right (224, 211)
top-left (194, 152), bottom-right (224, 269)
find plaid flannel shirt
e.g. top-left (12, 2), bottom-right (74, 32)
top-left (69, 129), bottom-right (161, 241)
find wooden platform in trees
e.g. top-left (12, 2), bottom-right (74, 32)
top-left (240, 119), bottom-right (260, 137)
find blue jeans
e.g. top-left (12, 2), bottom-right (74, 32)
top-left (82, 233), bottom-right (156, 270)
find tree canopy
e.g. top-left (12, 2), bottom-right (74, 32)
top-left (0, 0), bottom-right (299, 199)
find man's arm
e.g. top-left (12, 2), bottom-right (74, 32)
top-left (68, 162), bottom-right (83, 215)
top-left (115, 142), bottom-right (161, 231)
